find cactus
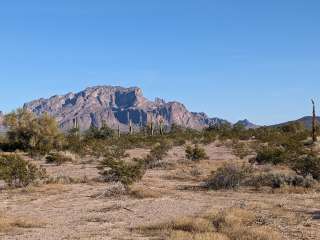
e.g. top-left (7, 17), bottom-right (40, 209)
top-left (149, 115), bottom-right (154, 136)
top-left (129, 120), bottom-right (133, 135)
top-left (159, 118), bottom-right (164, 136)
top-left (312, 99), bottom-right (317, 143)
top-left (127, 111), bottom-right (133, 135)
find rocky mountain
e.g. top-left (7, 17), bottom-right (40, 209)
top-left (234, 119), bottom-right (259, 129)
top-left (23, 86), bottom-right (229, 132)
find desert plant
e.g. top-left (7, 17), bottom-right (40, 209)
top-left (292, 154), bottom-right (320, 180)
top-left (232, 142), bottom-right (252, 159)
top-left (45, 152), bottom-right (73, 165)
top-left (246, 172), bottom-right (316, 189)
top-left (0, 154), bottom-right (47, 187)
top-left (185, 145), bottom-right (208, 161)
top-left (144, 141), bottom-right (172, 168)
top-left (97, 146), bottom-right (145, 188)
top-left (84, 123), bottom-right (115, 140)
top-left (4, 109), bottom-right (63, 155)
top-left (206, 163), bottom-right (253, 190)
top-left (255, 146), bottom-right (286, 165)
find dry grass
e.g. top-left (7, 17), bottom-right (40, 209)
top-left (0, 212), bottom-right (45, 233)
top-left (169, 231), bottom-right (229, 240)
top-left (19, 183), bottom-right (68, 195)
top-left (129, 185), bottom-right (162, 199)
top-left (137, 208), bottom-right (281, 240)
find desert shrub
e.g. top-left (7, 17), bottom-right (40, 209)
top-left (185, 145), bottom-right (208, 161)
top-left (144, 141), bottom-right (172, 169)
top-left (255, 146), bottom-right (287, 165)
top-left (84, 123), bottom-right (114, 140)
top-left (98, 146), bottom-right (145, 188)
top-left (232, 141), bottom-right (252, 159)
top-left (0, 154), bottom-right (47, 187)
top-left (201, 131), bottom-right (216, 145)
top-left (292, 154), bottom-right (320, 180)
top-left (246, 172), bottom-right (316, 189)
top-left (4, 109), bottom-right (64, 155)
top-left (65, 127), bottom-right (84, 154)
top-left (46, 152), bottom-right (73, 165)
top-left (206, 163), bottom-right (253, 190)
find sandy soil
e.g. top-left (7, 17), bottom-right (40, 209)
top-left (1, 143), bottom-right (320, 240)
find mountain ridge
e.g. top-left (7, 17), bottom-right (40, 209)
top-left (23, 85), bottom-right (229, 131)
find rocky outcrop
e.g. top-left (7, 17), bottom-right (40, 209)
top-left (23, 86), bottom-right (229, 132)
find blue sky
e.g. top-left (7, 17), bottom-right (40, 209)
top-left (0, 0), bottom-right (319, 125)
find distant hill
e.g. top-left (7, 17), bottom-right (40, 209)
top-left (274, 116), bottom-right (320, 129)
top-left (23, 86), bottom-right (229, 131)
top-left (234, 119), bottom-right (259, 129)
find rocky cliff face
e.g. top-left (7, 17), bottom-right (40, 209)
top-left (23, 86), bottom-right (228, 131)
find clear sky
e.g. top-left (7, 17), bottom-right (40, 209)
top-left (0, 0), bottom-right (319, 125)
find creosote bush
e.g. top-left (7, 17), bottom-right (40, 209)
top-left (185, 145), bottom-right (208, 161)
top-left (255, 146), bottom-right (287, 165)
top-left (144, 140), bottom-right (172, 169)
top-left (46, 152), bottom-right (73, 165)
top-left (0, 154), bottom-right (47, 188)
top-left (206, 163), bottom-right (253, 190)
top-left (97, 147), bottom-right (145, 188)
top-left (292, 154), bottom-right (320, 180)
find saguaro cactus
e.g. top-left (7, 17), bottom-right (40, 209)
top-left (127, 111), bottom-right (133, 135)
top-left (312, 99), bottom-right (317, 143)
top-left (159, 118), bottom-right (164, 136)
top-left (73, 118), bottom-right (79, 129)
top-left (129, 120), bottom-right (133, 135)
top-left (149, 115), bottom-right (154, 136)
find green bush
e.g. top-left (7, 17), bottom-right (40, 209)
top-left (4, 109), bottom-right (64, 155)
top-left (292, 155), bottom-right (320, 180)
top-left (0, 154), bottom-right (47, 187)
top-left (185, 145), bottom-right (208, 161)
top-left (46, 152), bottom-right (73, 165)
top-left (84, 123), bottom-right (115, 140)
top-left (144, 141), bottom-right (172, 169)
top-left (205, 163), bottom-right (253, 190)
top-left (97, 146), bottom-right (145, 187)
top-left (255, 146), bottom-right (287, 165)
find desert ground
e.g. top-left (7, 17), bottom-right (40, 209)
top-left (1, 143), bottom-right (320, 240)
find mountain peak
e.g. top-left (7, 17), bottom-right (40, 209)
top-left (23, 85), bottom-right (227, 131)
top-left (235, 119), bottom-right (259, 129)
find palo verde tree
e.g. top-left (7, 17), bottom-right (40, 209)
top-left (4, 108), bottom-right (63, 155)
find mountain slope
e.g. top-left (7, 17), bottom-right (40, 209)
top-left (234, 119), bottom-right (259, 129)
top-left (23, 86), bottom-right (228, 131)
top-left (274, 116), bottom-right (320, 129)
